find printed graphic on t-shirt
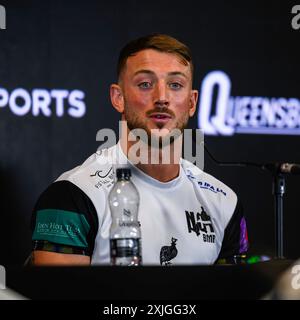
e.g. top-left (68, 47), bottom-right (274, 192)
top-left (185, 207), bottom-right (216, 243)
top-left (90, 166), bottom-right (114, 189)
top-left (160, 237), bottom-right (178, 266)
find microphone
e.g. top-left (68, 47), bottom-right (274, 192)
top-left (262, 163), bottom-right (300, 175)
top-left (200, 141), bottom-right (294, 259)
top-left (202, 142), bottom-right (300, 175)
top-left (279, 163), bottom-right (300, 175)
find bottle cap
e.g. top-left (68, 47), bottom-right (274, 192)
top-left (116, 168), bottom-right (131, 180)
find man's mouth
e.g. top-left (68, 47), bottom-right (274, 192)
top-left (149, 113), bottom-right (172, 123)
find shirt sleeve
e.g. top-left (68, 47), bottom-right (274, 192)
top-left (31, 180), bottom-right (99, 256)
top-left (216, 200), bottom-right (249, 263)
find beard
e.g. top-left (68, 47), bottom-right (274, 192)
top-left (124, 103), bottom-right (189, 149)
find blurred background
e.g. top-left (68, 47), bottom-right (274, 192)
top-left (0, 0), bottom-right (299, 265)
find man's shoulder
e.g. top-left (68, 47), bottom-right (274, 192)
top-left (56, 146), bottom-right (117, 190)
top-left (181, 158), bottom-right (237, 200)
top-left (31, 147), bottom-right (118, 235)
top-left (42, 146), bottom-right (118, 215)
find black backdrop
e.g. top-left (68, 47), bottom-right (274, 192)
top-left (0, 0), bottom-right (300, 265)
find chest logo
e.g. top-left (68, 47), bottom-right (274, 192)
top-left (160, 237), bottom-right (178, 266)
top-left (185, 207), bottom-right (216, 243)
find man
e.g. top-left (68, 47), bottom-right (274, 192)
top-left (30, 34), bottom-right (248, 265)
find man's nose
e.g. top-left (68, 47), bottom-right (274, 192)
top-left (154, 81), bottom-right (169, 108)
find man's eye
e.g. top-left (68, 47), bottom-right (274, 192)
top-left (138, 82), bottom-right (152, 89)
top-left (169, 82), bottom-right (183, 90)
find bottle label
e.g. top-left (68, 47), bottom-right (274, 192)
top-left (110, 238), bottom-right (142, 265)
top-left (118, 221), bottom-right (140, 228)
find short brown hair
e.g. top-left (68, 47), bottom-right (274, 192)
top-left (117, 33), bottom-right (193, 81)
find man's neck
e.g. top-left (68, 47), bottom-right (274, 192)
top-left (120, 138), bottom-right (182, 183)
top-left (136, 162), bottom-right (180, 183)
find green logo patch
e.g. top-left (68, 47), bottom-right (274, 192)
top-left (32, 209), bottom-right (90, 248)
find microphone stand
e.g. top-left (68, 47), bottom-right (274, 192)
top-left (273, 174), bottom-right (285, 259)
top-left (261, 163), bottom-right (286, 259)
top-left (203, 145), bottom-right (285, 259)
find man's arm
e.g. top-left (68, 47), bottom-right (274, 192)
top-left (215, 200), bottom-right (249, 264)
top-left (30, 181), bottom-right (99, 266)
top-left (31, 250), bottom-right (90, 266)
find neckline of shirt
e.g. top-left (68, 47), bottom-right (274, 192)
top-left (114, 141), bottom-right (185, 190)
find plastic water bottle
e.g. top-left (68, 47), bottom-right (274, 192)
top-left (109, 167), bottom-right (142, 266)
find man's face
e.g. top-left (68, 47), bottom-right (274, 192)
top-left (111, 49), bottom-right (198, 143)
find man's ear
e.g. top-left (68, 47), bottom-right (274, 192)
top-left (110, 84), bottom-right (124, 113)
top-left (189, 89), bottom-right (198, 117)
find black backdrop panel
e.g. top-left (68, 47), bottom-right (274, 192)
top-left (0, 0), bottom-right (299, 264)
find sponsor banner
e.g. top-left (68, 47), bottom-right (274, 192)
top-left (198, 71), bottom-right (300, 136)
top-left (0, 88), bottom-right (86, 117)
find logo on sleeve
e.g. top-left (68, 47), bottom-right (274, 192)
top-left (198, 181), bottom-right (226, 196)
top-left (185, 207), bottom-right (216, 243)
top-left (32, 209), bottom-right (90, 248)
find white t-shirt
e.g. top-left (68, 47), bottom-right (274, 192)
top-left (31, 143), bottom-right (248, 265)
